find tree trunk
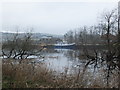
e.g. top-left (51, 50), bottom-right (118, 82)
top-left (117, 15), bottom-right (120, 88)
top-left (118, 30), bottom-right (120, 88)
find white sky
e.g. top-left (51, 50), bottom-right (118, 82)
top-left (1, 0), bottom-right (119, 35)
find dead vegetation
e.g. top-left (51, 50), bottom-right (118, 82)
top-left (2, 59), bottom-right (119, 88)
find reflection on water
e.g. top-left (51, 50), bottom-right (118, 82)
top-left (32, 48), bottom-right (119, 87)
top-left (34, 49), bottom-right (96, 74)
top-left (2, 48), bottom-right (119, 87)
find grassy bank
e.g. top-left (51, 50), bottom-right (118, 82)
top-left (2, 59), bottom-right (118, 88)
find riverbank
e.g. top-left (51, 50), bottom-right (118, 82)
top-left (2, 59), bottom-right (118, 88)
top-left (44, 44), bottom-right (107, 50)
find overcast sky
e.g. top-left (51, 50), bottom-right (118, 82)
top-left (2, 2), bottom-right (118, 35)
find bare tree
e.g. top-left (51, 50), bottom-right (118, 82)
top-left (64, 30), bottom-right (74, 44)
top-left (117, 4), bottom-right (120, 87)
top-left (2, 31), bottom-right (43, 59)
top-left (100, 9), bottom-right (117, 48)
top-left (83, 9), bottom-right (120, 87)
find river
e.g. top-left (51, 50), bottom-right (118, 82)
top-left (31, 48), bottom-right (101, 74)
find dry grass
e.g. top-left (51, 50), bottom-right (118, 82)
top-left (2, 59), bottom-right (119, 88)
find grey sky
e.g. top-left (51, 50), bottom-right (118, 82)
top-left (2, 2), bottom-right (117, 35)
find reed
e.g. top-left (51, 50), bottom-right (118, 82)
top-left (2, 59), bottom-right (118, 88)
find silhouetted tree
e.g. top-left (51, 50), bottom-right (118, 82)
top-left (83, 9), bottom-right (120, 87)
top-left (2, 31), bottom-right (43, 59)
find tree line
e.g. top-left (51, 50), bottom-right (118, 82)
top-left (64, 9), bottom-right (118, 45)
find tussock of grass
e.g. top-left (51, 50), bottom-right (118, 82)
top-left (2, 59), bottom-right (119, 88)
